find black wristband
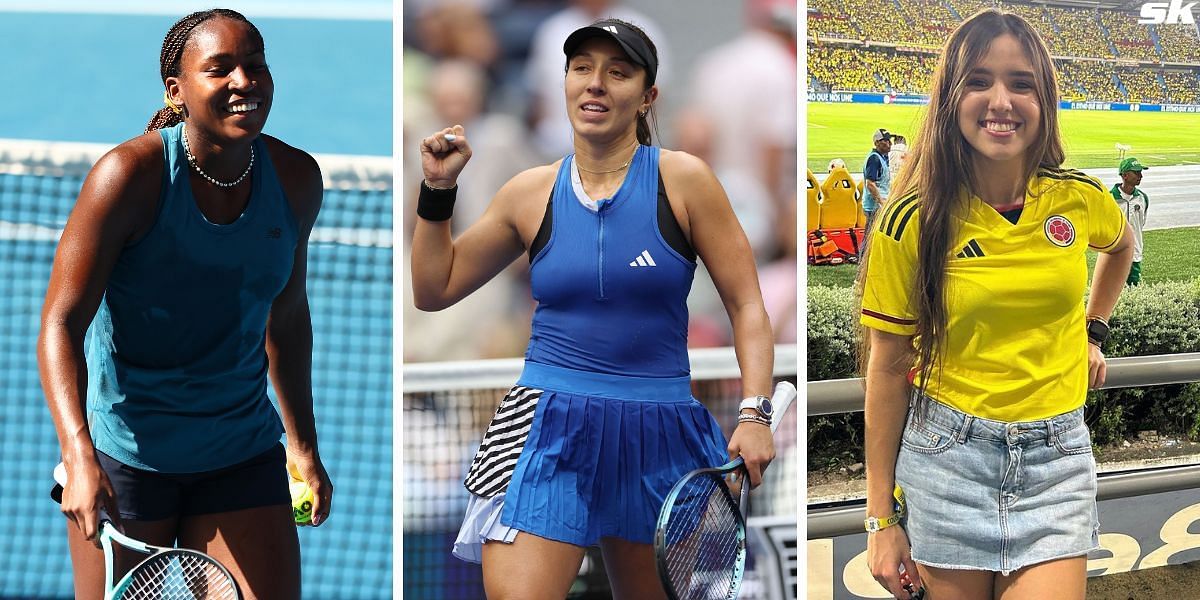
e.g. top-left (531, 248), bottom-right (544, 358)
top-left (417, 180), bottom-right (457, 221)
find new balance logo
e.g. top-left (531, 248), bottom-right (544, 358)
top-left (266, 227), bottom-right (282, 239)
top-left (629, 250), bottom-right (657, 267)
top-left (955, 239), bottom-right (985, 258)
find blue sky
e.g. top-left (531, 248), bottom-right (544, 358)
top-left (0, 0), bottom-right (391, 20)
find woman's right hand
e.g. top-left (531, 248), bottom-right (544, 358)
top-left (419, 125), bottom-right (472, 189)
top-left (60, 458), bottom-right (118, 546)
top-left (868, 525), bottom-right (923, 598)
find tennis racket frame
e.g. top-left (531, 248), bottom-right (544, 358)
top-left (653, 381), bottom-right (797, 600)
top-left (52, 465), bottom-right (241, 600)
top-left (99, 514), bottom-right (241, 600)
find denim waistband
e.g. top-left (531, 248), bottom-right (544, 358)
top-left (912, 394), bottom-right (1086, 444)
top-left (517, 361), bottom-right (692, 402)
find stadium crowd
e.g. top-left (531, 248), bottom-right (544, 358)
top-left (403, 0), bottom-right (798, 362)
top-left (1060, 61), bottom-right (1123, 102)
top-left (808, 0), bottom-right (1200, 102)
top-left (1101, 10), bottom-right (1159, 63)
top-left (808, 0), bottom-right (860, 40)
top-left (1158, 25), bottom-right (1200, 63)
top-left (1119, 68), bottom-right (1165, 104)
top-left (809, 46), bottom-right (934, 94)
top-left (1163, 69), bottom-right (1200, 104)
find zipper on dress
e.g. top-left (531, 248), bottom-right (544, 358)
top-left (597, 200), bottom-right (607, 300)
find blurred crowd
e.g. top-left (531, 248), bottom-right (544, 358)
top-left (808, 0), bottom-right (1200, 98)
top-left (808, 0), bottom-right (1200, 102)
top-left (1162, 70), bottom-right (1200, 104)
top-left (1159, 25), bottom-right (1200, 63)
top-left (403, 0), bottom-right (798, 362)
top-left (1059, 61), bottom-right (1123, 102)
top-left (1102, 11), bottom-right (1160, 63)
top-left (808, 46), bottom-right (934, 94)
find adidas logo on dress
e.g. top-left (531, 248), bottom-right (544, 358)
top-left (629, 250), bottom-right (657, 267)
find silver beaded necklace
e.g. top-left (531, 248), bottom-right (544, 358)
top-left (181, 125), bottom-right (254, 188)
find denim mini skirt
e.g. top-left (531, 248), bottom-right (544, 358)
top-left (894, 395), bottom-right (1100, 574)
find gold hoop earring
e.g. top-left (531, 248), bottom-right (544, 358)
top-left (164, 91), bottom-right (183, 116)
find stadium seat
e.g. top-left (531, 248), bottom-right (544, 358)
top-left (819, 168), bottom-right (859, 229)
top-left (856, 179), bottom-right (867, 228)
top-left (806, 169), bottom-right (821, 232)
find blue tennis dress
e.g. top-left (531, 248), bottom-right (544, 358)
top-left (452, 146), bottom-right (728, 562)
top-left (87, 123), bottom-right (295, 473)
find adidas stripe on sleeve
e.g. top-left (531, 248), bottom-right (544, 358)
top-left (1085, 177), bottom-right (1127, 251)
top-left (860, 192), bottom-right (920, 336)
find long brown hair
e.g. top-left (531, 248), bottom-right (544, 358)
top-left (858, 9), bottom-right (1064, 407)
top-left (145, 9), bottom-right (264, 133)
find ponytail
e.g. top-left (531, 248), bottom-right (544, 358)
top-left (145, 107), bottom-right (183, 133)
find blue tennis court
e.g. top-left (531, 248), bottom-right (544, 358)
top-left (0, 6), bottom-right (392, 598)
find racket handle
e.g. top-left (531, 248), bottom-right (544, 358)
top-left (52, 462), bottom-right (116, 526)
top-left (50, 462), bottom-right (66, 504)
top-left (769, 381), bottom-right (798, 433)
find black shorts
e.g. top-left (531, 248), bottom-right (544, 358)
top-left (96, 444), bottom-right (290, 521)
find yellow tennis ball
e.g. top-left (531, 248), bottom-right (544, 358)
top-left (290, 480), bottom-right (314, 525)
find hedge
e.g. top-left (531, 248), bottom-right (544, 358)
top-left (807, 279), bottom-right (1200, 469)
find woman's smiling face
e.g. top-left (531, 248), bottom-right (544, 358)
top-left (564, 37), bottom-right (651, 142)
top-left (170, 17), bottom-right (273, 142)
top-left (956, 33), bottom-right (1041, 170)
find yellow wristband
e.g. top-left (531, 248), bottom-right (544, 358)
top-left (864, 512), bottom-right (902, 533)
top-left (865, 484), bottom-right (908, 533)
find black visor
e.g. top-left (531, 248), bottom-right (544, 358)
top-left (563, 19), bottom-right (658, 86)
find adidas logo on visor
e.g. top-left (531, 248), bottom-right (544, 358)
top-left (629, 250), bottom-right (657, 267)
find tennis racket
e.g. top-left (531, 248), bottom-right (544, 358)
top-left (52, 463), bottom-right (241, 600)
top-left (654, 380), bottom-right (797, 600)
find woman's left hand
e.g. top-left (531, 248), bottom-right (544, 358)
top-left (287, 447), bottom-right (334, 526)
top-left (1087, 343), bottom-right (1107, 390)
top-left (728, 420), bottom-right (776, 489)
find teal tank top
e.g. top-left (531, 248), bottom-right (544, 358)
top-left (86, 123), bottom-right (297, 472)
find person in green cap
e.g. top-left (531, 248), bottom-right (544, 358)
top-left (1111, 157), bottom-right (1149, 285)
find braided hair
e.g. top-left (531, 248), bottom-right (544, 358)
top-left (145, 9), bottom-right (264, 133)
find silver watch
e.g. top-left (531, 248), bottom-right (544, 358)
top-left (738, 394), bottom-right (774, 419)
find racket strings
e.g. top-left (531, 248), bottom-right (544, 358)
top-left (662, 473), bottom-right (745, 599)
top-left (120, 552), bottom-right (238, 600)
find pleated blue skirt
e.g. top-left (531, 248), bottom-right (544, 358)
top-left (453, 361), bottom-right (727, 560)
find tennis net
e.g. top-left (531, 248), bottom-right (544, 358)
top-left (403, 345), bottom-right (799, 599)
top-left (0, 138), bottom-right (392, 598)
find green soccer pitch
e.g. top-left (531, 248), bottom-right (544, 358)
top-left (807, 102), bottom-right (1200, 173)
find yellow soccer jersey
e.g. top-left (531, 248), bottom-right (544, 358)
top-left (861, 167), bottom-right (1126, 421)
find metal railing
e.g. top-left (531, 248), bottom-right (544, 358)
top-left (807, 353), bottom-right (1200, 539)
top-left (808, 353), bottom-right (1200, 416)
